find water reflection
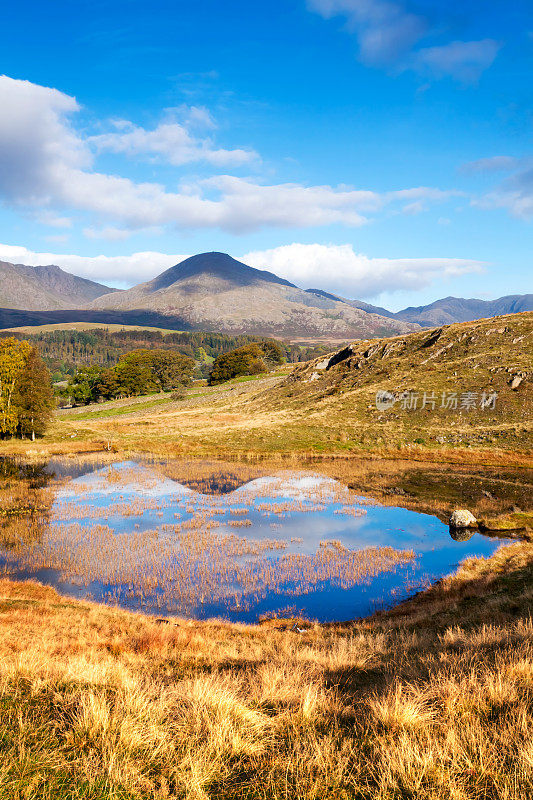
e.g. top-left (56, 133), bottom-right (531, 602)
top-left (0, 459), bottom-right (512, 623)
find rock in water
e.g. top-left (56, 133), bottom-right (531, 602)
top-left (449, 509), bottom-right (478, 528)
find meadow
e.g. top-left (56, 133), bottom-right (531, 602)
top-left (0, 536), bottom-right (532, 799)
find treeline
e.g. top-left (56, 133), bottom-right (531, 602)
top-left (0, 329), bottom-right (330, 380)
top-left (0, 338), bottom-right (54, 440)
top-left (58, 349), bottom-right (194, 406)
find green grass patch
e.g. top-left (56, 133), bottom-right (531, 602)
top-left (68, 396), bottom-right (173, 419)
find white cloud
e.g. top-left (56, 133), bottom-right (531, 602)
top-left (476, 162), bottom-right (533, 219)
top-left (461, 155), bottom-right (518, 173)
top-left (243, 243), bottom-right (485, 298)
top-left (89, 118), bottom-right (257, 167)
top-left (414, 39), bottom-right (501, 83)
top-left (83, 226), bottom-right (133, 241)
top-left (44, 234), bottom-right (69, 244)
top-left (461, 156), bottom-right (533, 219)
top-left (0, 242), bottom-right (485, 296)
top-left (37, 211), bottom-right (73, 228)
top-left (307, 1), bottom-right (501, 80)
top-left (307, 0), bottom-right (426, 65)
top-left (0, 75), bottom-right (454, 234)
top-left (0, 244), bottom-right (183, 286)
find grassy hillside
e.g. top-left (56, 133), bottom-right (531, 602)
top-left (1, 322), bottom-right (186, 335)
top-left (0, 538), bottom-right (532, 799)
top-left (261, 310), bottom-right (532, 452)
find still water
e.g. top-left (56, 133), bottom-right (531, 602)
top-left (0, 459), bottom-right (509, 623)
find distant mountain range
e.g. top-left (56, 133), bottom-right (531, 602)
top-left (0, 260), bottom-right (118, 310)
top-left (305, 288), bottom-right (533, 328)
top-left (0, 252), bottom-right (530, 337)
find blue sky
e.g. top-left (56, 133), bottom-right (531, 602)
top-left (0, 0), bottom-right (531, 309)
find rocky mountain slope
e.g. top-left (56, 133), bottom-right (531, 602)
top-left (90, 252), bottom-right (418, 338)
top-left (0, 261), bottom-right (117, 311)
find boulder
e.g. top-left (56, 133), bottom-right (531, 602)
top-left (449, 509), bottom-right (477, 529)
top-left (509, 372), bottom-right (526, 390)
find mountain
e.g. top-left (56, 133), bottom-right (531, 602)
top-left (393, 295), bottom-right (533, 326)
top-left (90, 252), bottom-right (418, 338)
top-left (307, 288), bottom-right (533, 327)
top-left (305, 288), bottom-right (397, 319)
top-left (0, 261), bottom-right (118, 311)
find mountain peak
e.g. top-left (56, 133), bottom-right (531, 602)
top-left (146, 252), bottom-right (297, 292)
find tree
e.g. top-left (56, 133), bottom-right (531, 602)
top-left (209, 344), bottom-right (267, 385)
top-left (96, 369), bottom-right (121, 400)
top-left (118, 350), bottom-right (194, 391)
top-left (13, 348), bottom-right (55, 440)
top-left (64, 366), bottom-right (103, 405)
top-left (0, 338), bottom-right (31, 436)
top-left (258, 340), bottom-right (285, 366)
top-left (114, 359), bottom-right (154, 396)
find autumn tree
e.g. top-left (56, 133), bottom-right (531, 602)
top-left (0, 339), bottom-right (54, 439)
top-left (117, 350), bottom-right (194, 391)
top-left (13, 348), bottom-right (55, 440)
top-left (0, 338), bottom-right (31, 436)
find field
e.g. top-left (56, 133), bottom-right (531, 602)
top-left (1, 322), bottom-right (188, 335)
top-left (0, 538), bottom-right (532, 799)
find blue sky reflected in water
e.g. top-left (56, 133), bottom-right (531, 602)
top-left (1, 461), bottom-right (509, 623)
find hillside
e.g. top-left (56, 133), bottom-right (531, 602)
top-left (0, 260), bottom-right (117, 310)
top-left (90, 252), bottom-right (418, 339)
top-left (261, 311), bottom-right (532, 451)
top-left (1, 534), bottom-right (532, 799)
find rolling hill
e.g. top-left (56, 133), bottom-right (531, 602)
top-left (0, 260), bottom-right (118, 311)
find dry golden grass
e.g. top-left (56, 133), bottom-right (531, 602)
top-left (0, 537), bottom-right (532, 799)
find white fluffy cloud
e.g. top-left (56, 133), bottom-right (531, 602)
top-left (89, 116), bottom-right (257, 168)
top-left (0, 242), bottom-right (484, 297)
top-left (0, 75), bottom-right (454, 234)
top-left (0, 244), bottom-right (183, 286)
top-left (307, 0), bottom-right (501, 80)
top-left (243, 243), bottom-right (484, 297)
